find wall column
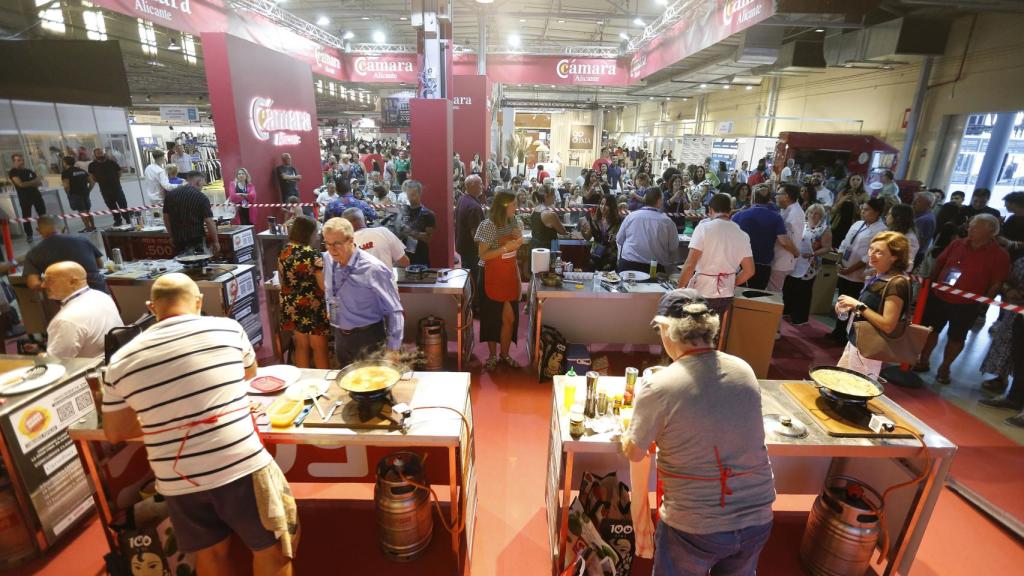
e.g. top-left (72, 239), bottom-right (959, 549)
top-left (975, 112), bottom-right (1014, 191)
top-left (897, 57), bottom-right (933, 179)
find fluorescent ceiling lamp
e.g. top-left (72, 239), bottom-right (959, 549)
top-left (476, 0), bottom-right (494, 3)
top-left (557, 19), bottom-right (565, 23)
top-left (815, 28), bottom-right (825, 33)
top-left (508, 34), bottom-right (520, 47)
top-left (400, 16), bottom-right (408, 21)
top-left (746, 85), bottom-right (753, 90)
top-left (373, 30), bottom-right (386, 43)
top-left (519, 18), bottom-right (526, 23)
top-left (342, 30), bottom-right (354, 39)
top-left (316, 16), bottom-right (330, 26)
top-left (619, 32), bottom-right (629, 40)
top-left (699, 83), bottom-right (707, 88)
top-left (722, 84), bottom-right (730, 89)
top-left (657, 0), bottom-right (668, 4)
top-left (633, 18), bottom-right (644, 26)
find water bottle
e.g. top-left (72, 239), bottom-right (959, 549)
top-left (837, 308), bottom-right (850, 321)
top-left (592, 272), bottom-right (601, 291)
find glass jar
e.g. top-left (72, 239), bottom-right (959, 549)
top-left (569, 405), bottom-right (585, 439)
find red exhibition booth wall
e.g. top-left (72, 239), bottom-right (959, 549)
top-left (452, 75), bottom-right (491, 186)
top-left (202, 32), bottom-right (322, 230)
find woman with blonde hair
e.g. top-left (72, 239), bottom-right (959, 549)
top-left (834, 231), bottom-right (912, 377)
top-left (228, 167), bottom-right (255, 225)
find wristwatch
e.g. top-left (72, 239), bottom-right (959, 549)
top-left (856, 303), bottom-right (868, 314)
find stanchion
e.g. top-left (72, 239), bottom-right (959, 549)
top-left (1, 219), bottom-right (13, 263)
top-left (881, 278), bottom-right (930, 388)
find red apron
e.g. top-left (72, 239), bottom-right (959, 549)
top-left (484, 235), bottom-right (521, 302)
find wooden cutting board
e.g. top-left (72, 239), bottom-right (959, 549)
top-left (303, 378), bottom-right (417, 430)
top-left (782, 382), bottom-right (920, 438)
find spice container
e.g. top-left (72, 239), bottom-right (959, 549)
top-left (624, 367), bottom-right (638, 406)
top-left (569, 405), bottom-right (585, 439)
top-left (584, 371), bottom-right (599, 418)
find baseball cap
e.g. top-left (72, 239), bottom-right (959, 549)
top-left (652, 289), bottom-right (716, 325)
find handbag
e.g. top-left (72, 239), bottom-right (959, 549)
top-left (853, 278), bottom-right (931, 364)
top-left (483, 235), bottom-right (521, 302)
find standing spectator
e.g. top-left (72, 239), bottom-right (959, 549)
top-left (344, 208), bottom-right (408, 269)
top-left (7, 151), bottom-right (46, 238)
top-left (960, 188), bottom-right (1002, 225)
top-left (278, 216), bottom-right (330, 369)
top-left (718, 171), bottom-right (739, 196)
top-left (42, 261), bottom-right (122, 358)
top-left (322, 217), bottom-right (405, 366)
top-left (998, 191), bottom-right (1024, 261)
top-left (746, 158), bottom-right (767, 187)
top-left (834, 232), bottom-right (912, 378)
top-left (830, 184), bottom-right (860, 250)
top-left (394, 149), bottom-right (411, 184)
top-left (499, 156), bottom-right (512, 186)
top-left (61, 155), bottom-right (95, 232)
top-left (733, 186), bottom-right (795, 290)
top-left (624, 289), bottom-right (775, 572)
top-left (399, 180), bottom-right (436, 266)
top-left (382, 150), bottom-right (397, 189)
top-left (829, 198), bottom-right (888, 342)
top-left (469, 153), bottom-right (483, 176)
top-left (592, 148), bottom-right (613, 173)
top-left (716, 160), bottom-right (729, 185)
top-left (23, 216), bottom-right (108, 293)
top-left (228, 168), bottom-right (254, 226)
top-left (172, 143), bottom-right (193, 173)
top-left (913, 191), bottom-right (938, 268)
top-left (315, 181), bottom-right (340, 219)
top-left (736, 160), bottom-right (750, 184)
top-left (840, 174), bottom-right (870, 206)
top-left (275, 153), bottom-right (302, 204)
top-left (798, 183), bottom-right (817, 211)
top-left (326, 179), bottom-right (377, 223)
top-left (142, 150), bottom-right (175, 205)
top-left (811, 171), bottom-right (834, 207)
top-left (783, 204), bottom-right (832, 325)
top-left (529, 185), bottom-right (567, 251)
top-left (949, 190), bottom-right (966, 208)
top-left (456, 175), bottom-right (486, 294)
top-left (978, 255), bottom-right (1024, 400)
top-left (475, 191), bottom-right (524, 371)
top-left (877, 170), bottom-right (899, 204)
top-left (615, 188), bottom-right (678, 274)
top-left (733, 183), bottom-right (752, 210)
top-left (163, 172), bottom-right (219, 256)
top-left (608, 159), bottom-right (624, 191)
top-left (102, 274), bottom-right (295, 576)
top-left (487, 153), bottom-right (500, 188)
top-left (769, 185), bottom-right (806, 292)
top-left (677, 194), bottom-right (756, 317)
top-left (166, 164), bottom-right (184, 185)
top-left (579, 193), bottom-right (623, 272)
top-left (88, 148), bottom-right (128, 226)
top-left (780, 158), bottom-right (796, 184)
top-left (887, 203), bottom-right (920, 266)
top-left (915, 214), bottom-right (1009, 384)
top-left (453, 153), bottom-right (466, 180)
top-left (537, 164), bottom-right (550, 184)
top-left (362, 146), bottom-right (384, 176)
top-left (629, 173), bottom-right (652, 211)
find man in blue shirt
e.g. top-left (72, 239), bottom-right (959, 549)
top-left (324, 179), bottom-right (378, 223)
top-left (608, 159), bottom-right (623, 190)
top-left (731, 186), bottom-right (796, 289)
top-left (322, 218), bottom-right (404, 366)
top-left (616, 188), bottom-right (678, 274)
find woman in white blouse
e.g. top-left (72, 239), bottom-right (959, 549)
top-left (829, 198), bottom-right (888, 342)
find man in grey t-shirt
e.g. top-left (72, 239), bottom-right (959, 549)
top-left (623, 289), bottom-right (775, 574)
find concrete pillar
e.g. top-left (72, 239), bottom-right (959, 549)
top-left (975, 112), bottom-right (1014, 191)
top-left (897, 57), bottom-right (933, 180)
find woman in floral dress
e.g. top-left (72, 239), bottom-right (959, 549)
top-left (279, 216), bottom-right (330, 369)
top-left (979, 256), bottom-right (1024, 395)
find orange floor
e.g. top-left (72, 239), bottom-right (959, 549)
top-left (17, 319), bottom-right (1024, 575)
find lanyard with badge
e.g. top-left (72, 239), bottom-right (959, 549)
top-left (843, 222), bottom-right (868, 264)
top-left (942, 248), bottom-right (965, 286)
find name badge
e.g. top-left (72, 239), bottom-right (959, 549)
top-left (943, 266), bottom-right (963, 286)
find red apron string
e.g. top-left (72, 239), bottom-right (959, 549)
top-left (142, 404), bottom-right (257, 487)
top-left (657, 446), bottom-right (768, 509)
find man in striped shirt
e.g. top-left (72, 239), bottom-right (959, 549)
top-left (103, 274), bottom-right (294, 575)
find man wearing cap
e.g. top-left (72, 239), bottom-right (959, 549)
top-left (623, 289), bottom-right (775, 573)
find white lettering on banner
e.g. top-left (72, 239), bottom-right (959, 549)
top-left (354, 56), bottom-right (414, 80)
top-left (629, 54), bottom-right (647, 79)
top-left (249, 97), bottom-right (312, 146)
top-left (722, 0), bottom-right (756, 26)
top-left (315, 46), bottom-right (340, 73)
top-left (556, 58), bottom-right (617, 82)
top-left (133, 0), bottom-right (191, 23)
top-left (452, 96), bottom-right (473, 106)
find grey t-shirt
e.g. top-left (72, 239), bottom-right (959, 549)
top-left (624, 351), bottom-right (775, 534)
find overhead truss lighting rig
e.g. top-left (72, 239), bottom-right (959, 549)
top-left (625, 0), bottom-right (709, 54)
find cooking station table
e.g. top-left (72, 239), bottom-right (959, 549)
top-left (544, 377), bottom-right (956, 576)
top-left (68, 370), bottom-right (477, 574)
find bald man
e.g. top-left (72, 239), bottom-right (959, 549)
top-left (43, 261), bottom-right (122, 358)
top-left (103, 274), bottom-right (295, 576)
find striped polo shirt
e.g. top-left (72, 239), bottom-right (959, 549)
top-left (103, 315), bottom-right (271, 496)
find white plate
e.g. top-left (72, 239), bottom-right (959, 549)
top-left (0, 364), bottom-right (67, 396)
top-left (620, 271), bottom-right (651, 282)
top-left (283, 378), bottom-right (330, 401)
top-left (246, 365), bottom-right (302, 394)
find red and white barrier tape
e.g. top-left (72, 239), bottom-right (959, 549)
top-left (7, 202), bottom-right (317, 224)
top-left (910, 274), bottom-right (1023, 316)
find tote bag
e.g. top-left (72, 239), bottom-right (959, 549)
top-left (853, 278), bottom-right (931, 365)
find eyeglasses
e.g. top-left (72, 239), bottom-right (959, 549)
top-left (324, 240), bottom-right (353, 250)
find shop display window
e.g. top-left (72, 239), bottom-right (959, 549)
top-left (947, 111), bottom-right (1024, 212)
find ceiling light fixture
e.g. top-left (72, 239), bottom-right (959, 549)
top-left (648, 96), bottom-right (655, 100)
top-left (619, 32), bottom-right (629, 40)
top-left (400, 16), bottom-right (408, 21)
top-left (633, 18), bottom-right (644, 26)
top-left (722, 84), bottom-right (730, 89)
top-left (373, 30), bottom-right (386, 43)
top-left (557, 19), bottom-right (565, 23)
top-left (475, 0), bottom-right (494, 3)
top-left (361, 17), bottom-right (369, 21)
top-left (316, 16), bottom-right (330, 26)
top-left (815, 28), bottom-right (825, 33)
top-left (746, 85), bottom-right (753, 90)
top-left (342, 30), bottom-right (354, 40)
top-left (519, 18), bottom-right (526, 23)
top-left (596, 20), bottom-right (604, 25)
top-left (699, 83), bottom-right (707, 88)
top-left (508, 34), bottom-right (521, 48)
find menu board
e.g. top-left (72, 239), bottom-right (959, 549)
top-left (0, 377), bottom-right (96, 543)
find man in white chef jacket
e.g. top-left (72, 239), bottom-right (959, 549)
top-left (142, 150), bottom-right (176, 204)
top-left (43, 261), bottom-right (123, 358)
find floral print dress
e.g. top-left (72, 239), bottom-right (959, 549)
top-left (279, 242), bottom-right (330, 336)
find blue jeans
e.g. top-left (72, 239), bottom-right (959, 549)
top-left (654, 521), bottom-right (772, 576)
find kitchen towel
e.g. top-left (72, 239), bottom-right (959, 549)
top-left (531, 248), bottom-right (551, 275)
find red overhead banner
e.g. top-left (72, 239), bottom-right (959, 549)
top-left (454, 55), bottom-right (628, 87)
top-left (629, 0), bottom-right (776, 81)
top-left (340, 54), bottom-right (419, 84)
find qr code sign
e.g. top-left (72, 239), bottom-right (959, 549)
top-left (74, 391), bottom-right (93, 412)
top-left (56, 401), bottom-right (74, 424)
